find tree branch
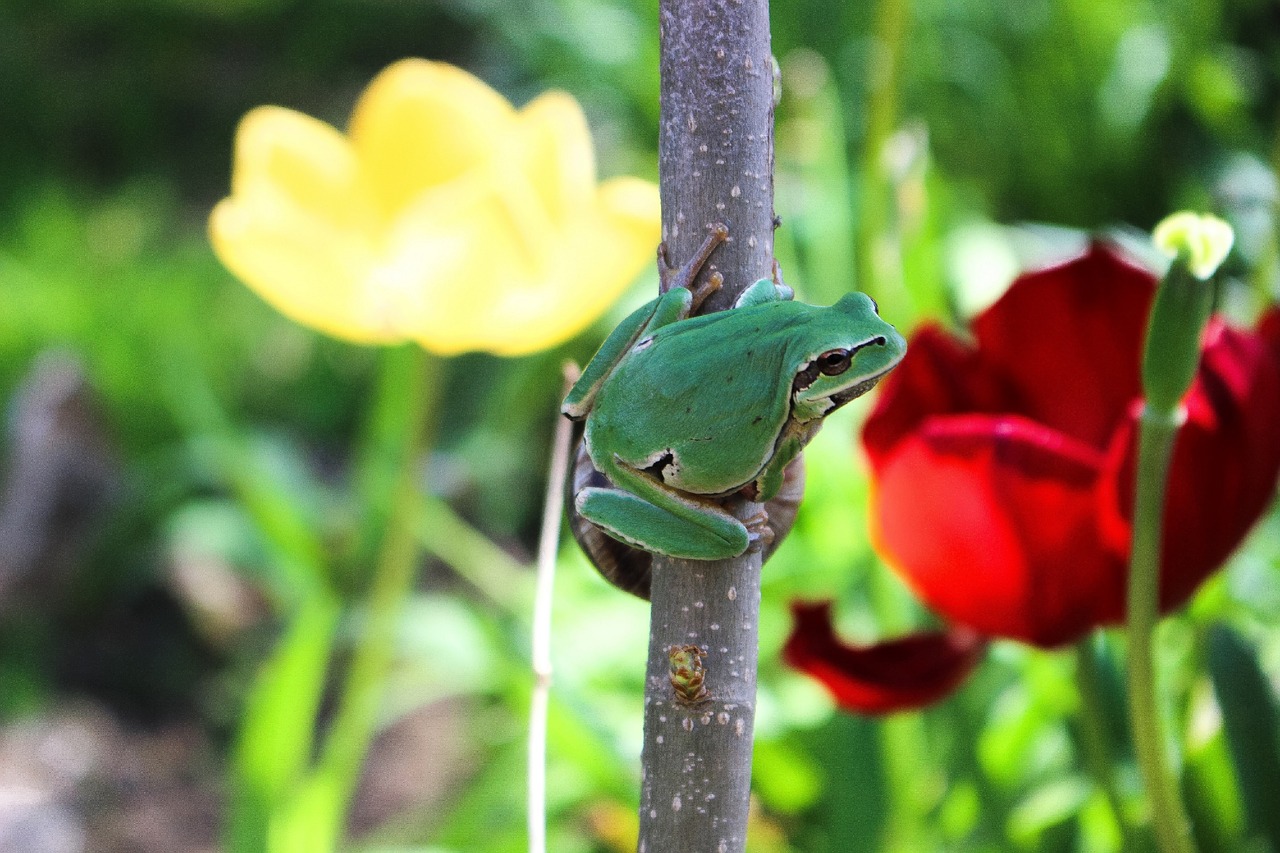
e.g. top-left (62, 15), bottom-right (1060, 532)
top-left (638, 1), bottom-right (775, 850)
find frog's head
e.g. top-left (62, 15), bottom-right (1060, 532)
top-left (790, 292), bottom-right (907, 420)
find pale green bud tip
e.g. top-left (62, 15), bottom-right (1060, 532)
top-left (1152, 211), bottom-right (1235, 280)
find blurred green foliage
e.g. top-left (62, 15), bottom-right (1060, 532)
top-left (1, 0), bottom-right (1278, 851)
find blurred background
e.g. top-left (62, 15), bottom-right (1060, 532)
top-left (1, 0), bottom-right (1278, 851)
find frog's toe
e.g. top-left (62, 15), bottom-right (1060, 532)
top-left (577, 487), bottom-right (748, 560)
top-left (742, 508), bottom-right (773, 553)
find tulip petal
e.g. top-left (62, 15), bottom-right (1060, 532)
top-left (863, 324), bottom-right (1013, 471)
top-left (1259, 306), bottom-right (1280, 360)
top-left (398, 174), bottom-right (659, 356)
top-left (231, 106), bottom-right (377, 234)
top-left (783, 601), bottom-right (986, 714)
top-left (485, 181), bottom-right (660, 356)
top-left (971, 244), bottom-right (1155, 450)
top-left (872, 413), bottom-right (1124, 647)
top-left (1098, 318), bottom-right (1280, 615)
top-left (517, 91), bottom-right (597, 227)
top-left (210, 196), bottom-right (400, 345)
top-left (349, 59), bottom-right (517, 217)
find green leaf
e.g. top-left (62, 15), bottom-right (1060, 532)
top-left (226, 594), bottom-right (341, 853)
top-left (1006, 775), bottom-right (1091, 845)
top-left (1208, 624), bottom-right (1280, 851)
top-left (753, 737), bottom-right (823, 814)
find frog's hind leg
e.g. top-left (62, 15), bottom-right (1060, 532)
top-left (577, 454), bottom-right (749, 560)
top-left (575, 488), bottom-right (747, 560)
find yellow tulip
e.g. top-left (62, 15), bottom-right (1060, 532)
top-left (210, 59), bottom-right (661, 355)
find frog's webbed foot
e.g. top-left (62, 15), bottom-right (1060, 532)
top-left (659, 222), bottom-right (729, 311)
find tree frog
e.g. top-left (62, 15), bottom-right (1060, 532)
top-left (562, 223), bottom-right (907, 561)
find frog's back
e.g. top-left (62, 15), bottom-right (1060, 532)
top-left (588, 302), bottom-right (803, 494)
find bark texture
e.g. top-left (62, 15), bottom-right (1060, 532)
top-left (638, 1), bottom-right (775, 850)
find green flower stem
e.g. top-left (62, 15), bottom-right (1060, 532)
top-left (867, 569), bottom-right (933, 852)
top-left (315, 345), bottom-right (441, 842)
top-left (1073, 638), bottom-right (1133, 849)
top-left (416, 493), bottom-right (534, 618)
top-left (1125, 403), bottom-right (1196, 853)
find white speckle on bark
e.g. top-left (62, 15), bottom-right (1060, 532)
top-left (694, 600), bottom-right (704, 609)
top-left (650, 809), bottom-right (658, 820)
top-left (735, 718), bottom-right (745, 737)
top-left (710, 623), bottom-right (720, 631)
top-left (718, 712), bottom-right (730, 725)
top-left (688, 115), bottom-right (697, 131)
top-left (727, 586), bottom-right (737, 600)
top-left (657, 735), bottom-right (664, 744)
top-left (731, 185), bottom-right (741, 197)
top-left (747, 236), bottom-right (756, 247)
top-left (719, 841), bottom-right (728, 853)
top-left (699, 143), bottom-right (708, 152)
top-left (673, 794), bottom-right (683, 812)
top-left (682, 717), bottom-right (694, 732)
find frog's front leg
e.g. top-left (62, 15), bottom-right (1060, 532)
top-left (576, 454), bottom-right (750, 560)
top-left (659, 222), bottom-right (729, 310)
top-left (751, 419), bottom-right (817, 501)
top-left (563, 286), bottom-right (695, 419)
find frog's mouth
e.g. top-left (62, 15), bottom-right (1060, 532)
top-left (823, 363), bottom-right (897, 411)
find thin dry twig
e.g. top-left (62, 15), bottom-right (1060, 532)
top-left (528, 364), bottom-right (580, 853)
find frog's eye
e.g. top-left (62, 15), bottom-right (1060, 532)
top-left (817, 349), bottom-right (852, 376)
top-left (867, 296), bottom-right (880, 315)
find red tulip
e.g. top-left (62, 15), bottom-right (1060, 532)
top-left (785, 244), bottom-right (1280, 713)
